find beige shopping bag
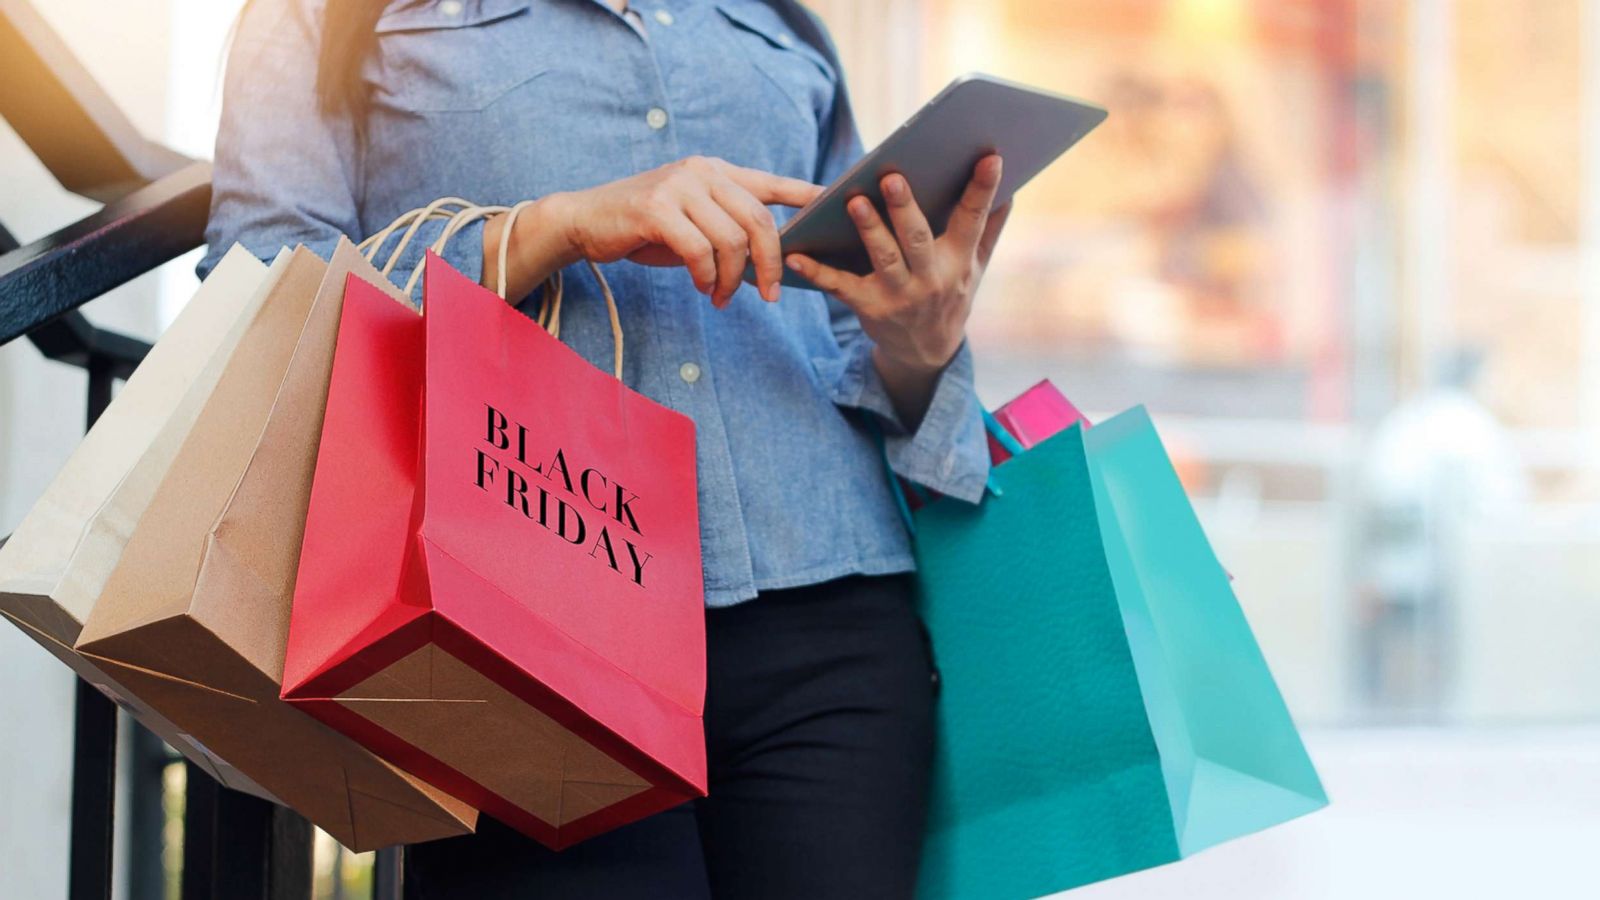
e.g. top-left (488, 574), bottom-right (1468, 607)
top-left (76, 242), bottom-right (476, 851)
top-left (0, 245), bottom-right (283, 799)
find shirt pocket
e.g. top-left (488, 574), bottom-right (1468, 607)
top-left (713, 2), bottom-right (836, 130)
top-left (372, 0), bottom-right (545, 114)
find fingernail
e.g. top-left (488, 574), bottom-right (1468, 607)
top-left (886, 175), bottom-right (906, 198)
top-left (786, 256), bottom-right (803, 272)
top-left (849, 199), bottom-right (869, 221)
top-left (767, 282), bottom-right (781, 302)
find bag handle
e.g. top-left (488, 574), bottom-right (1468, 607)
top-left (360, 197), bottom-right (475, 271)
top-left (496, 200), bottom-right (624, 381)
top-left (984, 408), bottom-right (1026, 458)
top-left (406, 203), bottom-right (509, 297)
top-left (363, 199), bottom-right (626, 382)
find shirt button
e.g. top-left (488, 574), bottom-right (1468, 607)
top-left (940, 452), bottom-right (957, 479)
top-left (646, 107), bottom-right (669, 130)
top-left (776, 32), bottom-right (795, 47)
top-left (679, 362), bottom-right (702, 384)
top-left (654, 9), bottom-right (674, 26)
top-left (439, 0), bottom-right (464, 16)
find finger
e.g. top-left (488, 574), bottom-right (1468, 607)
top-left (711, 177), bottom-right (784, 302)
top-left (880, 172), bottom-right (936, 274)
top-left (725, 164), bottom-right (825, 209)
top-left (848, 195), bottom-right (912, 288)
top-left (654, 211), bottom-right (718, 297)
top-left (976, 201), bottom-right (1012, 267)
top-left (944, 154), bottom-right (1004, 253)
top-left (684, 195), bottom-right (749, 307)
top-left (786, 253), bottom-right (868, 308)
top-left (626, 243), bottom-right (684, 267)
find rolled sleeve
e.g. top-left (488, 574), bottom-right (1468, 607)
top-left (818, 338), bottom-right (991, 503)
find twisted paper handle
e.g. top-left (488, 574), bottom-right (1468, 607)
top-left (359, 196), bottom-right (474, 270)
top-left (363, 199), bottom-right (625, 380)
top-left (498, 201), bottom-right (623, 381)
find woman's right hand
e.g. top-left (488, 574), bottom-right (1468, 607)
top-left (486, 156), bottom-right (822, 307)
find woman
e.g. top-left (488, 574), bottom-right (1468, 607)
top-left (205, 1), bottom-right (1008, 896)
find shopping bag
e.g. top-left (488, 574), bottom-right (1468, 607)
top-left (76, 244), bottom-right (476, 850)
top-left (988, 378), bottom-right (1089, 463)
top-left (284, 251), bottom-right (705, 849)
top-left (0, 245), bottom-right (283, 799)
top-left (911, 403), bottom-right (1326, 899)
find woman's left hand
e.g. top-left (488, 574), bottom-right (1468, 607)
top-left (785, 154), bottom-right (1009, 426)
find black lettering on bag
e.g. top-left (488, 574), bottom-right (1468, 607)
top-left (477, 403), bottom-right (659, 589)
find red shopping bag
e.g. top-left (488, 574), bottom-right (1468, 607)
top-left (283, 254), bottom-right (705, 849)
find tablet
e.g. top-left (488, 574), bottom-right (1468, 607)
top-left (759, 73), bottom-right (1107, 290)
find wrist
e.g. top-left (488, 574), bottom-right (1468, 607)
top-left (511, 192), bottom-right (582, 285)
top-left (872, 340), bottom-right (959, 381)
top-left (871, 344), bottom-right (951, 430)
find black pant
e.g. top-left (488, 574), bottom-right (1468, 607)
top-left (403, 574), bottom-right (937, 899)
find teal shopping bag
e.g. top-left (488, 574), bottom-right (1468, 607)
top-left (910, 406), bottom-right (1326, 899)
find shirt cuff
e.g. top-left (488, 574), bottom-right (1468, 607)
top-left (816, 338), bottom-right (991, 503)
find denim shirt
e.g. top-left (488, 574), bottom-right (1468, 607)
top-left (202, 0), bottom-right (990, 606)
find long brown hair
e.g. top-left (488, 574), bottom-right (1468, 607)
top-left (315, 0), bottom-right (392, 118)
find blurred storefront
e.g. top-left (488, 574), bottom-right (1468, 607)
top-left (814, 0), bottom-right (1600, 729)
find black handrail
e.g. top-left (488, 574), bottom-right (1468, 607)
top-left (0, 160), bottom-right (212, 347)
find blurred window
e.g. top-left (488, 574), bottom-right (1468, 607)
top-left (812, 0), bottom-right (1600, 725)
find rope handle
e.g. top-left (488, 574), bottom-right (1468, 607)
top-left (498, 201), bottom-right (624, 380)
top-left (406, 203), bottom-right (508, 298)
top-left (359, 197), bottom-right (475, 271)
top-left (361, 199), bottom-right (626, 381)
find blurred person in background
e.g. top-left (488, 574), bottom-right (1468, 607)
top-left (1357, 348), bottom-right (1527, 715)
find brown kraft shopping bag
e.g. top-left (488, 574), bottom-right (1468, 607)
top-left (76, 244), bottom-right (476, 850)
